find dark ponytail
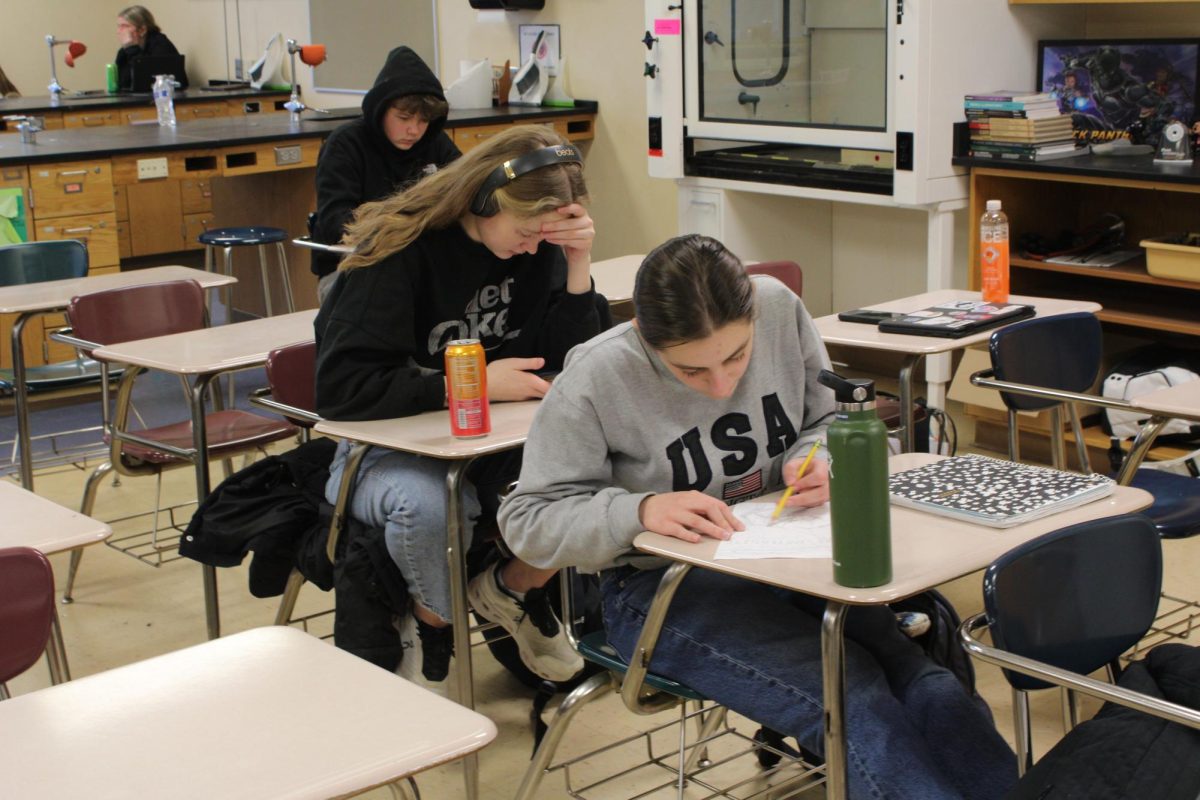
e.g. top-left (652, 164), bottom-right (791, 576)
top-left (633, 234), bottom-right (755, 349)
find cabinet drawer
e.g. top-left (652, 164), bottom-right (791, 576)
top-left (178, 102), bottom-right (230, 121)
top-left (122, 107), bottom-right (159, 125)
top-left (33, 212), bottom-right (120, 269)
top-left (29, 162), bottom-right (115, 219)
top-left (452, 123), bottom-right (512, 153)
top-left (62, 110), bottom-right (122, 129)
top-left (181, 179), bottom-right (213, 214)
top-left (183, 212), bottom-right (215, 250)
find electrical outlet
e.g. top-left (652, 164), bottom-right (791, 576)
top-left (136, 157), bottom-right (169, 180)
top-left (274, 146), bottom-right (302, 166)
top-left (235, 58), bottom-right (244, 81)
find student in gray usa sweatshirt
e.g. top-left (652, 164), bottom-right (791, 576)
top-left (498, 235), bottom-right (1017, 800)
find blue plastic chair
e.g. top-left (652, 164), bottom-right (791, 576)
top-left (0, 240), bottom-right (103, 394)
top-left (959, 514), bottom-right (1200, 783)
top-left (978, 312), bottom-right (1200, 540)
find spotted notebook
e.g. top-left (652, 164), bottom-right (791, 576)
top-left (888, 455), bottom-right (1115, 528)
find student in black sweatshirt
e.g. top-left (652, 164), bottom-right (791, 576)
top-left (314, 125), bottom-right (603, 689)
top-left (311, 46), bottom-right (461, 299)
top-left (114, 6), bottom-right (186, 91)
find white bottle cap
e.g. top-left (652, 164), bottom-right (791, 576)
top-left (986, 199), bottom-right (1002, 211)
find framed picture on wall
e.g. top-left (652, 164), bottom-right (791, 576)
top-left (1037, 38), bottom-right (1200, 144)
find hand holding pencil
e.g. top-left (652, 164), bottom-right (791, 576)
top-left (770, 441), bottom-right (828, 524)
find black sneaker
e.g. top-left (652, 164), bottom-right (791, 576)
top-left (415, 618), bottom-right (454, 682)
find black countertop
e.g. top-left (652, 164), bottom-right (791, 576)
top-left (0, 101), bottom-right (599, 166)
top-left (951, 151), bottom-right (1200, 186)
top-left (0, 87), bottom-right (290, 116)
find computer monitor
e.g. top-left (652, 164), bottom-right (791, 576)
top-left (129, 54), bottom-right (188, 93)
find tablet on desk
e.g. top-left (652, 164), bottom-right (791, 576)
top-left (877, 301), bottom-right (1035, 339)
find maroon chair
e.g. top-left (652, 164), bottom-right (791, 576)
top-left (61, 280), bottom-right (298, 590)
top-left (747, 260), bottom-right (803, 297)
top-left (251, 340), bottom-right (320, 434)
top-left (0, 547), bottom-right (57, 699)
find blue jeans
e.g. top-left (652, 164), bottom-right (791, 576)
top-left (601, 566), bottom-right (1017, 800)
top-left (325, 440), bottom-right (482, 622)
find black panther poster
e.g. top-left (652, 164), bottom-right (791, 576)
top-left (1038, 39), bottom-right (1198, 144)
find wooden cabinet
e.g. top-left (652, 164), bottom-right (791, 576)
top-left (967, 166), bottom-right (1200, 339)
top-left (963, 163), bottom-right (1200, 461)
top-left (27, 160), bottom-right (119, 273)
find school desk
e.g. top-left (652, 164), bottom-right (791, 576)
top-left (0, 625), bottom-right (497, 800)
top-left (0, 265), bottom-right (236, 490)
top-left (0, 479), bottom-right (112, 685)
top-left (90, 308), bottom-right (317, 640)
top-left (313, 399), bottom-right (541, 800)
top-left (813, 290), bottom-right (1102, 453)
top-left (634, 451), bottom-right (1154, 800)
top-left (591, 254), bottom-right (645, 304)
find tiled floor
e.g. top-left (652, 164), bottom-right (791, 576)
top-left (4, 403), bottom-right (1198, 799)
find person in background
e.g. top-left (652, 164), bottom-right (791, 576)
top-left (311, 46), bottom-right (461, 301)
top-left (115, 5), bottom-right (186, 91)
top-left (315, 125), bottom-right (606, 692)
top-left (498, 235), bottom-right (1018, 800)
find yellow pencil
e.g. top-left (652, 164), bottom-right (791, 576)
top-left (769, 441), bottom-right (822, 525)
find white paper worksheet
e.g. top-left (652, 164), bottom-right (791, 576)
top-left (713, 502), bottom-right (833, 560)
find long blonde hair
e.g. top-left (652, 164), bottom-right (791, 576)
top-left (338, 125), bottom-right (588, 271)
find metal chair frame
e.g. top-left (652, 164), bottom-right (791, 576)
top-left (203, 231), bottom-right (296, 318)
top-left (49, 287), bottom-right (295, 600)
top-left (514, 561), bottom-right (825, 800)
top-left (959, 515), bottom-right (1200, 780)
top-left (971, 366), bottom-right (1200, 655)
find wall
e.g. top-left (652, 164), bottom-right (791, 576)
top-left (6, 2), bottom-right (1200, 297)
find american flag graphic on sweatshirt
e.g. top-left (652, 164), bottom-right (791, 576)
top-left (722, 469), bottom-right (763, 502)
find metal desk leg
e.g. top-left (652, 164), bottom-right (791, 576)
top-left (190, 373), bottom-right (221, 640)
top-left (897, 354), bottom-right (922, 454)
top-left (445, 458), bottom-right (480, 800)
top-left (45, 606), bottom-right (72, 683)
top-left (12, 311), bottom-right (38, 489)
top-left (821, 601), bottom-right (850, 800)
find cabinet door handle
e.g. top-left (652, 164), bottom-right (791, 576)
top-left (63, 226), bottom-right (94, 234)
top-left (81, 115), bottom-right (110, 126)
top-left (57, 169), bottom-right (89, 177)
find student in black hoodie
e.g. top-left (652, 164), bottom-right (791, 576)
top-left (115, 6), bottom-right (186, 91)
top-left (315, 125), bottom-right (602, 690)
top-left (311, 46), bottom-right (461, 299)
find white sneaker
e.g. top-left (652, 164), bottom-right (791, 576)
top-left (395, 611), bottom-right (451, 698)
top-left (467, 562), bottom-right (584, 683)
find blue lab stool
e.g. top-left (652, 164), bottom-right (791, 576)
top-left (199, 226), bottom-right (295, 317)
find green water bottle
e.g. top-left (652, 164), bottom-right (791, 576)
top-left (105, 63), bottom-right (118, 94)
top-left (817, 369), bottom-right (892, 588)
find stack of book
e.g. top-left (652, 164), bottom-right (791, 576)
top-left (964, 90), bottom-right (1085, 163)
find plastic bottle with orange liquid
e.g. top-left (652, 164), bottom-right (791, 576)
top-left (980, 199), bottom-right (1010, 304)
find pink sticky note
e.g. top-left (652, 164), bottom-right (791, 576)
top-left (655, 18), bottom-right (681, 36)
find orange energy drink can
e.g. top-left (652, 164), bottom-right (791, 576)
top-left (445, 339), bottom-right (491, 438)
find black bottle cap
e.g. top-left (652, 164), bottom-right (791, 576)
top-left (817, 368), bottom-right (876, 404)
